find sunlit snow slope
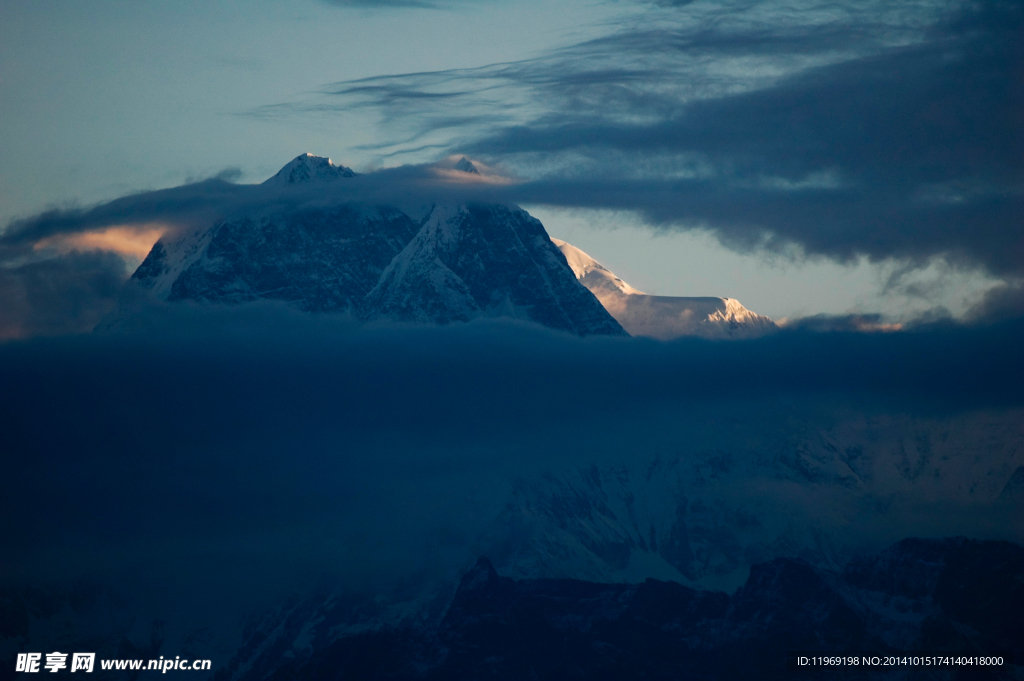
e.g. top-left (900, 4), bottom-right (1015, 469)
top-left (553, 238), bottom-right (777, 339)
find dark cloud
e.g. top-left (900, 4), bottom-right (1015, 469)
top-left (0, 165), bottom-right (519, 255)
top-left (0, 251), bottom-right (128, 339)
top-left (292, 0), bottom-right (1024, 293)
top-left (484, 2), bottom-right (1024, 271)
top-left (779, 313), bottom-right (906, 333)
top-left (966, 281), bottom-right (1024, 323)
top-left (0, 178), bottom-right (253, 337)
top-left (0, 167), bottom-right (482, 272)
top-left (1, 311), bottom-right (1021, 597)
top-left (0, 168), bottom-right (547, 336)
top-left (0, 179), bottom-right (251, 254)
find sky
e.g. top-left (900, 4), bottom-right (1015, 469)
top-left (2, 0), bottom-right (1021, 328)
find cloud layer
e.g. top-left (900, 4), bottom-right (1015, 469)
top-left (301, 0), bottom-right (1023, 286)
top-left (2, 311), bottom-right (1021, 607)
top-left (0, 251), bottom-right (127, 339)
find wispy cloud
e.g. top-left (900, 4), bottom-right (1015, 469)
top-left (267, 0), bottom-right (1022, 302)
top-left (33, 225), bottom-right (166, 261)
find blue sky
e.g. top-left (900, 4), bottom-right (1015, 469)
top-left (0, 0), bottom-right (618, 207)
top-left (1, 0), bottom-right (1020, 326)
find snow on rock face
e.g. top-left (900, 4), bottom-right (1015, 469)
top-left (126, 205), bottom-right (420, 312)
top-left (261, 153), bottom-right (355, 187)
top-left (486, 407), bottom-right (1024, 590)
top-left (116, 156), bottom-right (625, 336)
top-left (363, 204), bottom-right (626, 335)
top-left (552, 238), bottom-right (777, 340)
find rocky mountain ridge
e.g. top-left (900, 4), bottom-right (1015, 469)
top-left (9, 538), bottom-right (1016, 681)
top-left (116, 155), bottom-right (624, 336)
top-left (211, 538), bottom-right (1024, 680)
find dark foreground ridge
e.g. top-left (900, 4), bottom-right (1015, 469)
top-left (217, 538), bottom-right (1022, 681)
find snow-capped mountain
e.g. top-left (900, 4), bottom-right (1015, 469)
top-left (552, 239), bottom-right (777, 339)
top-left (117, 155), bottom-right (624, 336)
top-left (482, 407), bottom-right (1024, 591)
top-left (262, 152), bottom-right (356, 186)
top-left (362, 204), bottom-right (623, 333)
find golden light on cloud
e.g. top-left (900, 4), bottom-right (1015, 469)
top-left (34, 225), bottom-right (165, 260)
top-left (431, 156), bottom-right (518, 186)
top-left (432, 169), bottom-right (518, 185)
top-left (775, 316), bottom-right (904, 332)
top-left (851, 319), bottom-right (904, 333)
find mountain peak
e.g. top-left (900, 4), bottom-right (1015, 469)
top-left (454, 157), bottom-right (479, 174)
top-left (263, 153), bottom-right (355, 186)
top-left (552, 238), bottom-right (777, 340)
top-left (120, 201), bottom-right (625, 337)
